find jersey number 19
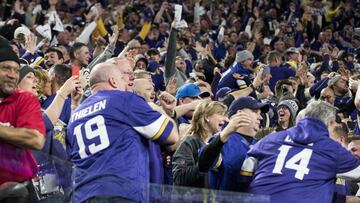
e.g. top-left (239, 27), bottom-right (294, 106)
top-left (74, 115), bottom-right (110, 159)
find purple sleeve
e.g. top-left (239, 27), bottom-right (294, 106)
top-left (335, 144), bottom-right (360, 174)
top-left (126, 94), bottom-right (173, 143)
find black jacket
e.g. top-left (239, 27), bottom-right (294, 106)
top-left (172, 135), bottom-right (207, 188)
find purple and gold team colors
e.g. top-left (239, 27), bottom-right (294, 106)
top-left (66, 90), bottom-right (174, 203)
top-left (241, 117), bottom-right (360, 203)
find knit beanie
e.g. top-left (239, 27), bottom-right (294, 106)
top-left (19, 65), bottom-right (35, 83)
top-left (0, 36), bottom-right (19, 65)
top-left (236, 50), bottom-right (254, 63)
top-left (277, 99), bottom-right (299, 120)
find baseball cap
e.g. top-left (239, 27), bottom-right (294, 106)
top-left (215, 87), bottom-right (232, 101)
top-left (14, 26), bottom-right (31, 40)
top-left (147, 60), bottom-right (160, 72)
top-left (176, 83), bottom-right (210, 99)
top-left (286, 47), bottom-right (300, 54)
top-left (228, 96), bottom-right (269, 117)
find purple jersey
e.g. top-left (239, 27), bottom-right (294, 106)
top-left (66, 90), bottom-right (173, 203)
top-left (242, 117), bottom-right (360, 203)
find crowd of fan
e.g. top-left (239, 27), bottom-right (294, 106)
top-left (0, 0), bottom-right (360, 202)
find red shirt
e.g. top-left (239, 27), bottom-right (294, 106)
top-left (0, 88), bottom-right (45, 185)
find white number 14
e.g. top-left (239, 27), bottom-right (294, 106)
top-left (272, 145), bottom-right (313, 180)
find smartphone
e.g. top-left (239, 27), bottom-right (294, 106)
top-left (72, 65), bottom-right (80, 77)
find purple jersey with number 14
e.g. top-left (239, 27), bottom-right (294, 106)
top-left (244, 117), bottom-right (360, 203)
top-left (66, 90), bottom-right (173, 203)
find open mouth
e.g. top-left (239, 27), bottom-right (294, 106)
top-left (279, 111), bottom-right (285, 117)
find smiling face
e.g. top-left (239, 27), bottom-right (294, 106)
top-left (45, 51), bottom-right (63, 69)
top-left (348, 140), bottom-right (360, 158)
top-left (0, 61), bottom-right (19, 98)
top-left (277, 105), bottom-right (291, 123)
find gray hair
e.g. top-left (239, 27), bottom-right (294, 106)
top-left (302, 100), bottom-right (337, 126)
top-left (296, 109), bottom-right (306, 123)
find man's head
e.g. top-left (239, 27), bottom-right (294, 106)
top-left (274, 40), bottom-right (285, 53)
top-left (0, 36), bottom-right (20, 99)
top-left (302, 100), bottom-right (337, 128)
top-left (70, 42), bottom-right (90, 67)
top-left (285, 47), bottom-right (300, 62)
top-left (134, 70), bottom-right (152, 81)
top-left (328, 74), bottom-right (349, 96)
top-left (44, 47), bottom-right (64, 69)
top-left (176, 83), bottom-right (209, 117)
top-left (134, 54), bottom-right (148, 71)
top-left (320, 87), bottom-right (335, 105)
top-left (348, 138), bottom-right (360, 158)
top-left (267, 51), bottom-right (282, 67)
top-left (236, 50), bottom-right (254, 70)
top-left (133, 78), bottom-right (155, 102)
top-left (48, 64), bottom-right (72, 92)
top-left (147, 48), bottom-right (160, 63)
top-left (329, 122), bottom-right (348, 148)
top-left (215, 87), bottom-right (232, 102)
top-left (90, 58), bottom-right (134, 92)
top-left (228, 96), bottom-right (269, 136)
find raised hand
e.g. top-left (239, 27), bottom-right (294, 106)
top-left (24, 33), bottom-right (37, 54)
top-left (109, 25), bottom-right (119, 47)
top-left (349, 77), bottom-right (360, 92)
top-left (253, 68), bottom-right (265, 89)
top-left (159, 91), bottom-right (177, 114)
top-left (220, 111), bottom-right (252, 142)
top-left (58, 76), bottom-right (82, 97)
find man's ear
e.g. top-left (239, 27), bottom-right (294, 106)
top-left (109, 77), bottom-right (117, 88)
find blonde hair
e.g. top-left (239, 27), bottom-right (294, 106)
top-left (188, 101), bottom-right (227, 141)
top-left (34, 67), bottom-right (50, 98)
top-left (134, 70), bottom-right (151, 79)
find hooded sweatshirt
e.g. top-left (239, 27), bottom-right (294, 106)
top-left (247, 117), bottom-right (360, 203)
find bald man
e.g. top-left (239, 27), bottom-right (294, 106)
top-left (133, 78), bottom-right (155, 102)
top-left (66, 59), bottom-right (179, 203)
